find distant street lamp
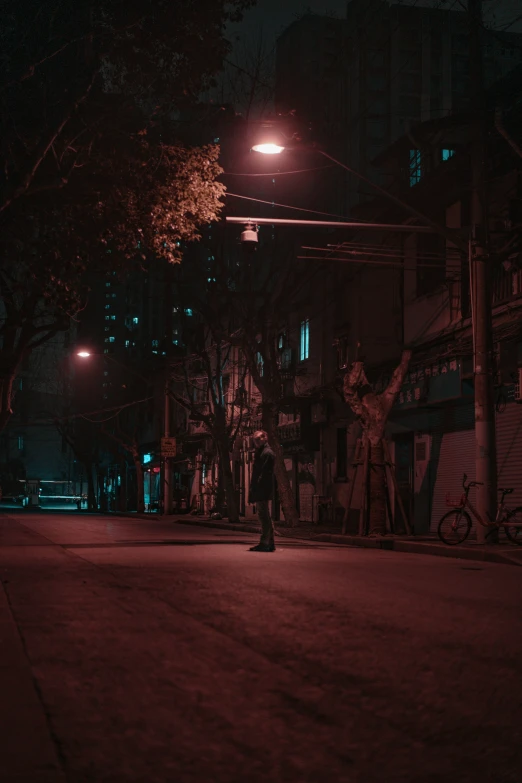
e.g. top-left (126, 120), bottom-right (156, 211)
top-left (74, 348), bottom-right (173, 515)
top-left (75, 349), bottom-right (149, 384)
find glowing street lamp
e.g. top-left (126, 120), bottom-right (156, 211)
top-left (249, 123), bottom-right (466, 251)
top-left (76, 350), bottom-right (92, 358)
top-left (251, 142), bottom-right (285, 155)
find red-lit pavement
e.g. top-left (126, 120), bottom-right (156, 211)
top-left (1, 511), bottom-right (521, 783)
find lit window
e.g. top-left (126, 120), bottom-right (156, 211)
top-left (18, 435), bottom-right (24, 450)
top-left (143, 453), bottom-right (153, 464)
top-left (256, 351), bottom-right (264, 377)
top-left (409, 149), bottom-right (422, 186)
top-left (278, 333), bottom-right (285, 350)
top-left (104, 336), bottom-right (115, 343)
top-left (19, 378), bottom-right (23, 390)
top-left (441, 148), bottom-right (455, 161)
top-left (132, 317), bottom-right (139, 325)
top-left (105, 315), bottom-right (110, 321)
top-left (110, 315), bottom-right (116, 321)
top-left (173, 339), bottom-right (179, 346)
top-left (106, 282), bottom-right (111, 287)
top-left (105, 305), bottom-right (111, 310)
top-left (125, 340), bottom-right (130, 348)
top-left (152, 339), bottom-right (159, 348)
top-left (184, 308), bottom-right (193, 316)
top-left (300, 319), bottom-right (310, 361)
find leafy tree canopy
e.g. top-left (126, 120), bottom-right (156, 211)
top-left (0, 0), bottom-right (253, 212)
top-left (0, 0), bottom-right (253, 430)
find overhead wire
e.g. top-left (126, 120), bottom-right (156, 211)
top-left (223, 165), bottom-right (337, 177)
top-left (225, 191), bottom-right (368, 222)
top-left (21, 396), bottom-right (154, 426)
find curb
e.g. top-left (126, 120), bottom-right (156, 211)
top-left (172, 518), bottom-right (262, 536)
top-left (167, 517), bottom-right (522, 567)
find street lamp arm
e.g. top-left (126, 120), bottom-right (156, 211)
top-left (315, 149), bottom-right (468, 253)
top-left (225, 216), bottom-right (440, 234)
top-left (103, 355), bottom-right (151, 384)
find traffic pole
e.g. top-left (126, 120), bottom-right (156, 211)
top-left (163, 383), bottom-right (173, 515)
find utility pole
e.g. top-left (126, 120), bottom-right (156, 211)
top-left (469, 0), bottom-right (497, 543)
top-left (163, 381), bottom-right (173, 515)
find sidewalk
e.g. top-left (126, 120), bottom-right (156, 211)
top-left (151, 513), bottom-right (522, 568)
top-left (0, 552), bottom-right (67, 782)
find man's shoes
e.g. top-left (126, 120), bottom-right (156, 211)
top-left (249, 543), bottom-right (276, 552)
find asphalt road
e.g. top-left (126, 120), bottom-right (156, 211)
top-left (1, 512), bottom-right (521, 783)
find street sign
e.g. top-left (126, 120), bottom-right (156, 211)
top-left (161, 437), bottom-right (177, 457)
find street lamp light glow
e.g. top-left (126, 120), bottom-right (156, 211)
top-left (76, 351), bottom-right (91, 358)
top-left (252, 143), bottom-right (285, 155)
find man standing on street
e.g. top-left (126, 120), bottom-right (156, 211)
top-left (248, 430), bottom-right (276, 552)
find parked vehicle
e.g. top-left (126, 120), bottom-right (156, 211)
top-left (438, 474), bottom-right (522, 545)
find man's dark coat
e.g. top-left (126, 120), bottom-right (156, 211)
top-left (249, 443), bottom-right (275, 503)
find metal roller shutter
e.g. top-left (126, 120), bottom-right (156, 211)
top-left (299, 482), bottom-right (314, 522)
top-left (496, 403), bottom-right (522, 510)
top-left (430, 430), bottom-right (476, 532)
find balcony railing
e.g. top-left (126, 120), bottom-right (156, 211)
top-left (492, 266), bottom-right (522, 305)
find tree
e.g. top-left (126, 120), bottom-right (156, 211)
top-left (208, 32), bottom-right (275, 120)
top-left (1, 0), bottom-right (254, 214)
top-left (1, 0), bottom-right (254, 432)
top-left (228, 242), bottom-right (305, 528)
top-left (168, 324), bottom-right (248, 524)
top-left (0, 137), bottom-right (227, 432)
top-left (55, 417), bottom-right (101, 512)
top-left (101, 415), bottom-right (147, 514)
top-left (343, 350), bottom-right (411, 535)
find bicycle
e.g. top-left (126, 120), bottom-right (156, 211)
top-left (437, 473), bottom-right (522, 545)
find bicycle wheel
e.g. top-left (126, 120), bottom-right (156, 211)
top-left (437, 509), bottom-right (472, 545)
top-left (504, 507), bottom-right (522, 546)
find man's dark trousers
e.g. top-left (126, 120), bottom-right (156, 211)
top-left (257, 500), bottom-right (275, 547)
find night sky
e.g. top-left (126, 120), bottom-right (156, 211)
top-left (228, 0), bottom-right (522, 51)
top-left (215, 0), bottom-right (522, 112)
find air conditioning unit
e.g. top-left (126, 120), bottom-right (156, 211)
top-left (188, 422), bottom-right (207, 435)
top-left (494, 341), bottom-right (519, 386)
top-left (515, 368), bottom-right (522, 403)
top-left (188, 408), bottom-right (210, 435)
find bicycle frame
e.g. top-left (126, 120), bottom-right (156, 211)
top-left (440, 474), bottom-right (522, 546)
top-left (458, 493), bottom-right (490, 528)
top-left (458, 488), bottom-right (517, 528)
